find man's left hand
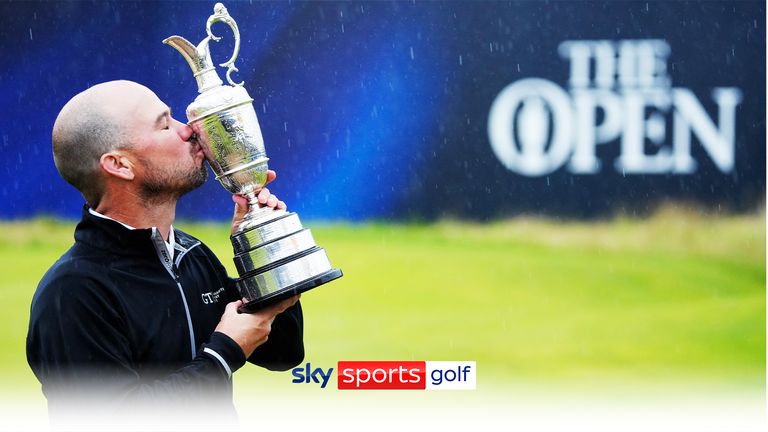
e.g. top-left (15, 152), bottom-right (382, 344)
top-left (231, 169), bottom-right (287, 235)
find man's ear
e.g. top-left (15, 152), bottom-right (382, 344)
top-left (99, 151), bottom-right (135, 181)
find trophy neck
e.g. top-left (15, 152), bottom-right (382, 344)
top-left (195, 65), bottom-right (225, 94)
top-left (239, 197), bottom-right (288, 232)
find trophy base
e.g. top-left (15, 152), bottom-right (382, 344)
top-left (238, 268), bottom-right (343, 313)
top-left (231, 210), bottom-right (342, 312)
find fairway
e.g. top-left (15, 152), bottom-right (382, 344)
top-left (1, 208), bottom-right (764, 399)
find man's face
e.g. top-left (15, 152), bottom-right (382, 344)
top-left (124, 86), bottom-right (208, 200)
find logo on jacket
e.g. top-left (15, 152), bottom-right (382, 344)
top-left (201, 287), bottom-right (225, 305)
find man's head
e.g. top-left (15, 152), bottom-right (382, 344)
top-left (52, 80), bottom-right (207, 207)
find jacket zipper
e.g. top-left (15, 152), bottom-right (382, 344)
top-left (171, 263), bottom-right (197, 359)
top-left (151, 228), bottom-right (198, 360)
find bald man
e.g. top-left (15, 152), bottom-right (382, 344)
top-left (26, 81), bottom-right (303, 426)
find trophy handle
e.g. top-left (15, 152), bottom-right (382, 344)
top-left (206, 2), bottom-right (243, 87)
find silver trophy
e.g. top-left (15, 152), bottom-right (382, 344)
top-left (164, 3), bottom-right (342, 312)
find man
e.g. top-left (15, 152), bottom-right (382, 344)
top-left (26, 80), bottom-right (303, 426)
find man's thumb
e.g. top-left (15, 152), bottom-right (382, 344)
top-left (232, 195), bottom-right (249, 223)
top-left (226, 299), bottom-right (243, 314)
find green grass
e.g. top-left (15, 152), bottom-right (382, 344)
top-left (1, 207), bottom-right (764, 398)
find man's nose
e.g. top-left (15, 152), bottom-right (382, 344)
top-left (172, 118), bottom-right (195, 141)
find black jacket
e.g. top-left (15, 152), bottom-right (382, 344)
top-left (26, 207), bottom-right (304, 414)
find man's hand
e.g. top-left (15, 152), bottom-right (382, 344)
top-left (231, 169), bottom-right (287, 235)
top-left (215, 295), bottom-right (300, 358)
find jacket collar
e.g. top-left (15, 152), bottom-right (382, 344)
top-left (74, 205), bottom-right (199, 258)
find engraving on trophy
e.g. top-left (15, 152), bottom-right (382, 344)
top-left (164, 2), bottom-right (342, 311)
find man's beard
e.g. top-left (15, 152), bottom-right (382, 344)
top-left (138, 158), bottom-right (208, 204)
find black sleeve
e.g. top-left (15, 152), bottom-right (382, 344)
top-left (204, 241), bottom-right (305, 371)
top-left (247, 301), bottom-right (304, 370)
top-left (222, 276), bottom-right (305, 371)
top-left (26, 274), bottom-right (246, 408)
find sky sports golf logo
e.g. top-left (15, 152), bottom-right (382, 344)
top-left (292, 361), bottom-right (476, 390)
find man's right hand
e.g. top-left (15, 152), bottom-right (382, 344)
top-left (214, 295), bottom-right (300, 358)
top-left (230, 169), bottom-right (287, 236)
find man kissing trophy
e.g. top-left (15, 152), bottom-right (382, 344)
top-left (164, 3), bottom-right (342, 312)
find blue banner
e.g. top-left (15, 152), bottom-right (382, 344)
top-left (1, 1), bottom-right (764, 220)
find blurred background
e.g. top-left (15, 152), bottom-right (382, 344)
top-left (0, 1), bottom-right (764, 430)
